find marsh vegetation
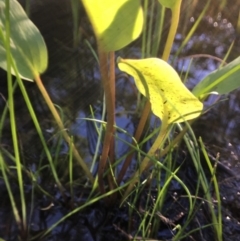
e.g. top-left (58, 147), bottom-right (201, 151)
top-left (0, 0), bottom-right (240, 240)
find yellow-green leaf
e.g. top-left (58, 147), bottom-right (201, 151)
top-left (117, 57), bottom-right (203, 124)
top-left (82, 0), bottom-right (143, 51)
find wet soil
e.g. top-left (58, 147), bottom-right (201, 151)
top-left (1, 145), bottom-right (240, 241)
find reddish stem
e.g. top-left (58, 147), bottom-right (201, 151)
top-left (98, 50), bottom-right (115, 194)
top-left (117, 100), bottom-right (151, 184)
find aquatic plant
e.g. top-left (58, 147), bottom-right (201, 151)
top-left (1, 0), bottom-right (240, 240)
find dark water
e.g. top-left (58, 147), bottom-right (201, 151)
top-left (1, 0), bottom-right (240, 240)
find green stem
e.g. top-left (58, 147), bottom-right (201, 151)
top-left (146, 1), bottom-right (155, 56)
top-left (152, 4), bottom-right (165, 56)
top-left (121, 0), bottom-right (182, 195)
top-left (174, 0), bottom-right (211, 58)
top-left (0, 154), bottom-right (22, 231)
top-left (122, 106), bottom-right (169, 201)
top-left (199, 138), bottom-right (222, 241)
top-left (162, 0), bottom-right (182, 60)
top-left (16, 76), bottom-right (64, 193)
top-left (34, 74), bottom-right (94, 183)
top-left (141, 0), bottom-right (149, 58)
top-left (71, 0), bottom-right (80, 47)
top-left (3, 47), bottom-right (65, 194)
top-left (5, 0), bottom-right (26, 232)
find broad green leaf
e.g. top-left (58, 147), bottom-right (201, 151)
top-left (0, 0), bottom-right (48, 81)
top-left (82, 0), bottom-right (143, 51)
top-left (192, 56), bottom-right (240, 98)
top-left (158, 0), bottom-right (178, 9)
top-left (118, 57), bottom-right (203, 124)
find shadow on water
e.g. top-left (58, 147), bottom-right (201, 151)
top-left (1, 0), bottom-right (240, 240)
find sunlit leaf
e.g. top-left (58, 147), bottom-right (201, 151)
top-left (118, 57), bottom-right (203, 124)
top-left (158, 0), bottom-right (178, 9)
top-left (0, 0), bottom-right (48, 81)
top-left (82, 0), bottom-right (143, 51)
top-left (192, 56), bottom-right (240, 98)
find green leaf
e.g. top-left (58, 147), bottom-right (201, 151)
top-left (192, 56), bottom-right (240, 98)
top-left (118, 57), bottom-right (203, 124)
top-left (158, 0), bottom-right (178, 9)
top-left (82, 0), bottom-right (143, 51)
top-left (0, 0), bottom-right (48, 81)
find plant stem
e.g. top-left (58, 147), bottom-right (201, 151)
top-left (199, 138), bottom-right (222, 241)
top-left (107, 51), bottom-right (117, 195)
top-left (174, 0), bottom-right (211, 58)
top-left (5, 0), bottom-right (26, 232)
top-left (98, 50), bottom-right (115, 194)
top-left (152, 4), bottom-right (165, 56)
top-left (162, 0), bottom-right (182, 60)
top-left (34, 74), bottom-right (94, 183)
top-left (16, 75), bottom-right (64, 193)
top-left (120, 0), bottom-right (182, 192)
top-left (71, 0), bottom-right (80, 47)
top-left (0, 154), bottom-right (22, 231)
top-left (117, 100), bottom-right (151, 184)
top-left (141, 0), bottom-right (149, 58)
top-left (122, 106), bottom-right (169, 201)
